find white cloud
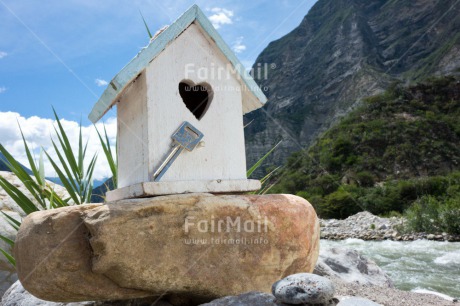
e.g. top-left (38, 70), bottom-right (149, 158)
top-left (232, 36), bottom-right (246, 53)
top-left (0, 111), bottom-right (117, 181)
top-left (0, 87), bottom-right (6, 94)
top-left (208, 7), bottom-right (234, 29)
top-left (95, 78), bottom-right (108, 87)
top-left (0, 51), bottom-right (7, 59)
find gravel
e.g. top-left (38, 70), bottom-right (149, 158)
top-left (334, 278), bottom-right (458, 306)
top-left (320, 211), bottom-right (460, 242)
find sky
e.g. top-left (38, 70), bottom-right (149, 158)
top-left (0, 0), bottom-right (317, 181)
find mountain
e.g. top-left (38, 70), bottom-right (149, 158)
top-left (0, 153), bottom-right (9, 172)
top-left (0, 153), bottom-right (33, 175)
top-left (91, 177), bottom-right (115, 203)
top-left (1, 152), bottom-right (107, 190)
top-left (45, 177), bottom-right (106, 188)
top-left (244, 0), bottom-right (460, 175)
top-left (271, 76), bottom-right (460, 218)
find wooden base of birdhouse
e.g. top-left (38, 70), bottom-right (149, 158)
top-left (105, 179), bottom-right (261, 201)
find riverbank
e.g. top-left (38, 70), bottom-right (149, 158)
top-left (320, 211), bottom-right (460, 241)
top-left (322, 238), bottom-right (460, 300)
top-left (333, 279), bottom-right (457, 306)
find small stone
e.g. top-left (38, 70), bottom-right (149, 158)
top-left (272, 273), bottom-right (335, 305)
top-left (338, 296), bottom-right (382, 305)
top-left (200, 291), bottom-right (280, 306)
top-left (427, 234), bottom-right (435, 240)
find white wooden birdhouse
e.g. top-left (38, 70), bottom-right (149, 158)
top-left (89, 5), bottom-right (267, 201)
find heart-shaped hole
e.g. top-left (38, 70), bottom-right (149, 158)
top-left (178, 81), bottom-right (213, 120)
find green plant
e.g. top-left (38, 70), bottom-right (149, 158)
top-left (405, 196), bottom-right (441, 233)
top-left (247, 141), bottom-right (281, 178)
top-left (95, 124), bottom-right (117, 189)
top-left (0, 110), bottom-right (98, 266)
top-left (320, 187), bottom-right (362, 219)
top-left (139, 10), bottom-right (153, 39)
top-left (46, 109), bottom-right (97, 204)
top-left (439, 195), bottom-right (460, 235)
top-left (247, 141), bottom-right (282, 195)
top-left (405, 193), bottom-right (460, 235)
top-left (356, 171), bottom-right (375, 187)
top-left (0, 129), bottom-right (68, 213)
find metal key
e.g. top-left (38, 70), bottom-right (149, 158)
top-left (153, 121), bottom-right (204, 182)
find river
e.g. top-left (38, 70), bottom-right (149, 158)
top-left (321, 239), bottom-right (460, 299)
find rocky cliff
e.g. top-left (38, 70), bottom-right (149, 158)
top-left (244, 0), bottom-right (460, 174)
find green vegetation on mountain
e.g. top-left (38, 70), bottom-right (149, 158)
top-left (271, 76), bottom-right (460, 228)
top-left (244, 0), bottom-right (460, 176)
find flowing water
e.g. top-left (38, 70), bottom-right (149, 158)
top-left (321, 239), bottom-right (460, 299)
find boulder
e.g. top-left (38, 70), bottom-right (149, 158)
top-left (14, 203), bottom-right (151, 302)
top-left (1, 281), bottom-right (90, 306)
top-left (314, 248), bottom-right (394, 288)
top-left (0, 211), bottom-right (19, 295)
top-left (0, 264), bottom-right (17, 303)
top-left (272, 273), bottom-right (335, 305)
top-left (14, 193), bottom-right (319, 303)
top-left (1, 281), bottom-right (174, 306)
top-left (0, 171), bottom-right (70, 214)
top-left (0, 171), bottom-right (70, 296)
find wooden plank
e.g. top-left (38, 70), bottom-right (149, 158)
top-left (117, 73), bottom-right (149, 188)
top-left (105, 179), bottom-right (262, 202)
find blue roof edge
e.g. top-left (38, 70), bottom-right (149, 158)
top-left (88, 4), bottom-right (267, 123)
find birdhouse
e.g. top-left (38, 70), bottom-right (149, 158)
top-left (89, 5), bottom-right (267, 201)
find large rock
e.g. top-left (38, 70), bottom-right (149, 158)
top-left (0, 210), bottom-right (19, 295)
top-left (1, 281), bottom-right (89, 306)
top-left (1, 281), bottom-right (174, 306)
top-left (0, 171), bottom-right (70, 297)
top-left (314, 247), bottom-right (394, 288)
top-left (0, 171), bottom-right (69, 214)
top-left (14, 203), bottom-right (151, 302)
top-left (0, 262), bottom-right (17, 302)
top-left (14, 193), bottom-right (319, 303)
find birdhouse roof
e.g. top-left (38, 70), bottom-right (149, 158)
top-left (88, 5), bottom-right (267, 123)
